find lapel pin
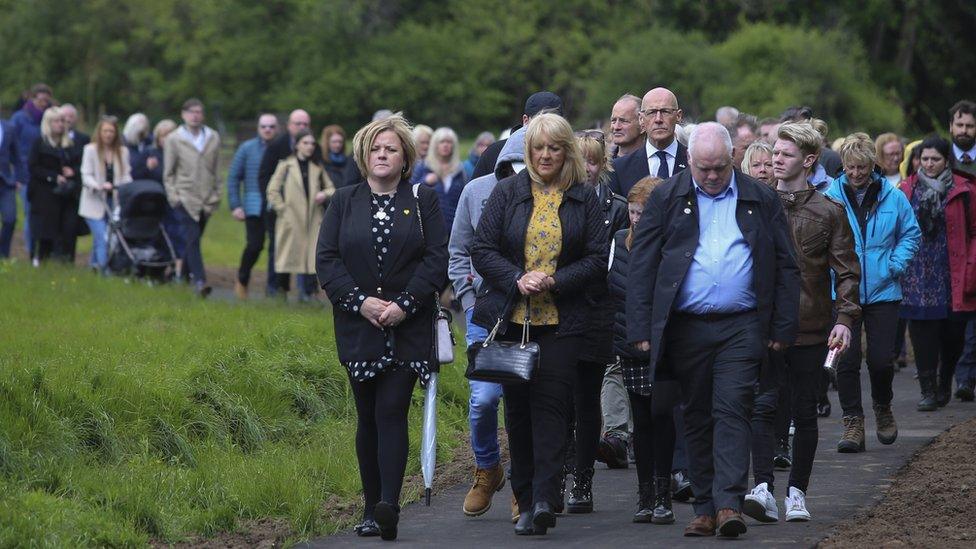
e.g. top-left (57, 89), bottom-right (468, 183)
top-left (683, 208), bottom-right (691, 214)
top-left (403, 209), bottom-right (411, 215)
top-left (747, 209), bottom-right (753, 215)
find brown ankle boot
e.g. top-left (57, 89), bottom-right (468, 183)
top-left (837, 415), bottom-right (865, 453)
top-left (873, 403), bottom-right (897, 445)
top-left (234, 280), bottom-right (248, 300)
top-left (462, 464), bottom-right (505, 516)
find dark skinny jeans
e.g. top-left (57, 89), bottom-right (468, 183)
top-left (837, 301), bottom-right (899, 417)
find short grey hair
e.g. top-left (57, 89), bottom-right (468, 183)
top-left (688, 122), bottom-right (733, 159)
top-left (615, 94), bottom-right (641, 116)
top-left (715, 106), bottom-right (740, 125)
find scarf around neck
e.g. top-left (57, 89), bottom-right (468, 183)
top-left (916, 168), bottom-right (954, 237)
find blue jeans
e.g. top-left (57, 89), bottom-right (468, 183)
top-left (465, 308), bottom-right (503, 469)
top-left (85, 216), bottom-right (109, 269)
top-left (956, 320), bottom-right (976, 386)
top-left (0, 185), bottom-right (15, 257)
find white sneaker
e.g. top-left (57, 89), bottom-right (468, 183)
top-left (743, 482), bottom-right (779, 522)
top-left (785, 486), bottom-right (811, 521)
top-left (31, 257), bottom-right (40, 268)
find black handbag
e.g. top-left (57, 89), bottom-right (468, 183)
top-left (465, 296), bottom-right (539, 384)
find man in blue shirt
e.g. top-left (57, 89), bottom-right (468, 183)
top-left (228, 113), bottom-right (278, 299)
top-left (627, 122), bottom-right (800, 539)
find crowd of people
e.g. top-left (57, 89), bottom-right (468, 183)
top-left (4, 80), bottom-right (976, 542)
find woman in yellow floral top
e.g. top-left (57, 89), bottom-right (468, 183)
top-left (471, 113), bottom-right (609, 536)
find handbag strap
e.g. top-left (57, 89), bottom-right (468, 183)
top-left (483, 296), bottom-right (531, 347)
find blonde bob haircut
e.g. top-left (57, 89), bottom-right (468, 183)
top-left (41, 107), bottom-right (72, 149)
top-left (840, 132), bottom-right (876, 167)
top-left (352, 112), bottom-right (417, 180)
top-left (524, 113), bottom-right (586, 190)
top-left (777, 122), bottom-right (823, 157)
top-left (576, 132), bottom-right (613, 176)
top-left (426, 127), bottom-right (461, 179)
top-left (740, 140), bottom-right (773, 172)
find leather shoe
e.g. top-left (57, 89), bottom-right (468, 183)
top-left (683, 514), bottom-right (716, 537)
top-left (514, 508), bottom-right (535, 535)
top-left (373, 501), bottom-right (399, 541)
top-left (531, 502), bottom-right (556, 535)
top-left (716, 508), bottom-right (747, 537)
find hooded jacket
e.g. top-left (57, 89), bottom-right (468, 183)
top-left (824, 173), bottom-right (920, 305)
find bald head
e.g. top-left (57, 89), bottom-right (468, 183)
top-left (61, 104), bottom-right (78, 129)
top-left (640, 88), bottom-right (682, 149)
top-left (287, 109), bottom-right (311, 137)
top-left (688, 122), bottom-right (734, 195)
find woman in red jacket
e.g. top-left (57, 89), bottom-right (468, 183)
top-left (900, 135), bottom-right (976, 410)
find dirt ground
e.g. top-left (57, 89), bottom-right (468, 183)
top-left (820, 416), bottom-right (976, 548)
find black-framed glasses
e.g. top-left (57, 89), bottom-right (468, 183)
top-left (575, 129), bottom-right (605, 144)
top-left (640, 108), bottom-right (678, 118)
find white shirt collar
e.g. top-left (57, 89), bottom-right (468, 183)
top-left (953, 142), bottom-right (976, 161)
top-left (181, 125), bottom-right (210, 153)
top-left (646, 137), bottom-right (679, 159)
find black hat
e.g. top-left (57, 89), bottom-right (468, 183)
top-left (524, 91), bottom-right (563, 117)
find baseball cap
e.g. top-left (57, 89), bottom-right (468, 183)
top-left (524, 91), bottom-right (563, 117)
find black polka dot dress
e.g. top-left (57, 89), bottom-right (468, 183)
top-left (337, 192), bottom-right (432, 387)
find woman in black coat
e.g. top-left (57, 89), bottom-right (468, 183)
top-left (316, 113), bottom-right (448, 541)
top-left (28, 106), bottom-right (81, 264)
top-left (471, 113), bottom-right (608, 536)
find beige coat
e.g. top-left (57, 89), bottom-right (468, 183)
top-left (266, 156), bottom-right (336, 274)
top-left (79, 144), bottom-right (132, 220)
top-left (163, 126), bottom-right (221, 221)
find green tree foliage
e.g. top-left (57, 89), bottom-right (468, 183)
top-left (0, 0), bottom-right (970, 135)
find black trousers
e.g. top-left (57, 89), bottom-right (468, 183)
top-left (752, 344), bottom-right (826, 494)
top-left (500, 325), bottom-right (581, 512)
top-left (348, 367), bottom-right (417, 518)
top-left (31, 196), bottom-right (78, 262)
top-left (908, 318), bottom-right (967, 390)
top-left (837, 301), bottom-right (899, 417)
top-left (174, 206), bottom-right (209, 285)
top-left (628, 379), bottom-right (678, 486)
top-left (664, 311), bottom-right (763, 516)
top-left (237, 215), bottom-right (265, 286)
top-left (573, 360), bottom-right (605, 472)
top-left (265, 210), bottom-right (281, 292)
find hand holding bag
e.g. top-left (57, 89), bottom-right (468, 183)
top-left (465, 296), bottom-right (540, 384)
top-left (413, 183), bottom-right (456, 365)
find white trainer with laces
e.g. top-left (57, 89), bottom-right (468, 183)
top-left (785, 486), bottom-right (811, 522)
top-left (743, 482), bottom-right (779, 522)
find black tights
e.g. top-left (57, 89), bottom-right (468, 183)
top-left (574, 360), bottom-right (605, 471)
top-left (348, 368), bottom-right (417, 518)
top-left (628, 380), bottom-right (678, 486)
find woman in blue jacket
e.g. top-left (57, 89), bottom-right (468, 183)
top-left (824, 133), bottom-right (920, 454)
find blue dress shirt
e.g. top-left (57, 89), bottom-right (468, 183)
top-left (675, 173), bottom-right (756, 314)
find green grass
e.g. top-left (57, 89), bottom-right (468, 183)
top-left (0, 261), bottom-right (471, 546)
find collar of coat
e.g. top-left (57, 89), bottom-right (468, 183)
top-left (509, 170), bottom-right (591, 204)
top-left (672, 169), bottom-right (763, 204)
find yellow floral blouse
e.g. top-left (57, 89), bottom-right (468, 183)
top-left (512, 182), bottom-right (564, 325)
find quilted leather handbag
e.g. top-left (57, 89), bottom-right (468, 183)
top-left (465, 297), bottom-right (539, 384)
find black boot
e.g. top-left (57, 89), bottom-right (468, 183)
top-left (652, 476), bottom-right (675, 524)
top-left (917, 374), bottom-right (938, 412)
top-left (936, 376), bottom-right (952, 408)
top-left (555, 469), bottom-right (567, 514)
top-left (566, 467), bottom-right (594, 513)
top-left (532, 502), bottom-right (556, 535)
top-left (633, 481), bottom-right (654, 523)
top-left (373, 501), bottom-right (399, 541)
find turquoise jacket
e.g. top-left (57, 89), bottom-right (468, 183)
top-left (824, 172), bottom-right (920, 305)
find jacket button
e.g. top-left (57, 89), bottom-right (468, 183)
top-left (672, 282), bottom-right (678, 287)
top-left (685, 251), bottom-right (691, 257)
top-left (604, 219), bottom-right (610, 225)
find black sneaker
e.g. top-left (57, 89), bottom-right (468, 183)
top-left (956, 380), bottom-right (975, 402)
top-left (671, 471), bottom-right (694, 502)
top-left (597, 435), bottom-right (629, 469)
top-left (773, 438), bottom-right (792, 469)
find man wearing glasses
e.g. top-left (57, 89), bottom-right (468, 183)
top-left (228, 113), bottom-right (279, 299)
top-left (609, 87), bottom-right (688, 196)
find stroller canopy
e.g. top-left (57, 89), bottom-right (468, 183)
top-left (117, 180), bottom-right (168, 240)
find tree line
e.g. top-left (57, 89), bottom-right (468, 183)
top-left (0, 0), bottom-right (971, 136)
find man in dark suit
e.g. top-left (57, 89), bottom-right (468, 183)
top-left (258, 109), bottom-right (322, 296)
top-left (627, 122), bottom-right (800, 538)
top-left (609, 87), bottom-right (688, 196)
top-left (469, 91), bottom-right (562, 181)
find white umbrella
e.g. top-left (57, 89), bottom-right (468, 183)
top-left (421, 371), bottom-right (438, 505)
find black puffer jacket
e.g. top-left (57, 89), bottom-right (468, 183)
top-left (471, 170), bottom-right (609, 337)
top-left (579, 181), bottom-right (630, 363)
top-left (608, 229), bottom-right (648, 361)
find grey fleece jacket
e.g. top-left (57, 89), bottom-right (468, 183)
top-left (448, 127), bottom-right (526, 312)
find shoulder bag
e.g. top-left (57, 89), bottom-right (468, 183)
top-left (412, 183), bottom-right (456, 365)
top-left (465, 294), bottom-right (539, 384)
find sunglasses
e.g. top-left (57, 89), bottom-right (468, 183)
top-left (576, 129), bottom-right (605, 144)
top-left (259, 124), bottom-right (277, 129)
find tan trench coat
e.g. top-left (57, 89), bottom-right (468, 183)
top-left (267, 156), bottom-right (335, 274)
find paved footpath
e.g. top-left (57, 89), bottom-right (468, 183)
top-left (302, 368), bottom-right (976, 548)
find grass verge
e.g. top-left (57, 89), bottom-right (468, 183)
top-left (0, 261), bottom-right (471, 546)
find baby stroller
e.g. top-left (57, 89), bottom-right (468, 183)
top-left (105, 179), bottom-right (177, 281)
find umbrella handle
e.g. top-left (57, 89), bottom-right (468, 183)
top-left (425, 487), bottom-right (431, 506)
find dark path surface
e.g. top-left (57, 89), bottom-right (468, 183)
top-left (301, 367), bottom-right (976, 548)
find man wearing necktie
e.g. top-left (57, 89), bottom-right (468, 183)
top-left (949, 100), bottom-right (976, 177)
top-left (609, 88), bottom-right (688, 196)
top-left (627, 122), bottom-right (800, 538)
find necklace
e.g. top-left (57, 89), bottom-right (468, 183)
top-left (372, 193), bottom-right (395, 221)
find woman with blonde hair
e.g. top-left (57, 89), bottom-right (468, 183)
top-left (317, 113), bottom-right (448, 540)
top-left (824, 132), bottom-right (920, 452)
top-left (741, 140), bottom-right (774, 186)
top-left (471, 113), bottom-right (608, 535)
top-left (411, 126), bottom-right (467, 230)
top-left (412, 124), bottom-right (433, 164)
top-left (267, 129), bottom-right (335, 302)
top-left (28, 106), bottom-right (82, 263)
top-left (79, 115), bottom-right (132, 271)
